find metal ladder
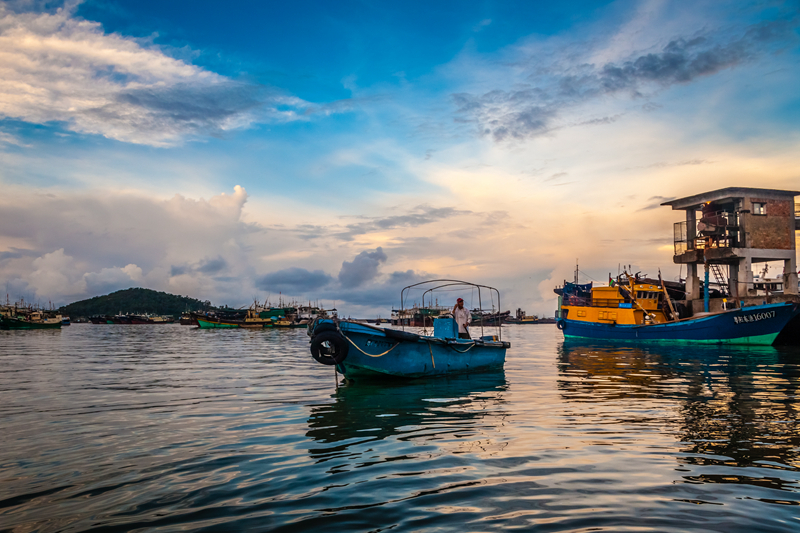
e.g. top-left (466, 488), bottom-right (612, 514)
top-left (709, 263), bottom-right (728, 296)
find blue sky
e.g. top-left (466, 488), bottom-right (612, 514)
top-left (0, 0), bottom-right (798, 316)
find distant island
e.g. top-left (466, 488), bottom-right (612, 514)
top-left (59, 288), bottom-right (217, 318)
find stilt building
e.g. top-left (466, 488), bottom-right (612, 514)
top-left (662, 187), bottom-right (799, 314)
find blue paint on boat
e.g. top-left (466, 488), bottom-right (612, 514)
top-left (558, 301), bottom-right (799, 345)
top-left (310, 317), bottom-right (509, 379)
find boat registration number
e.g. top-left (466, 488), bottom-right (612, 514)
top-left (733, 310), bottom-right (776, 324)
top-left (366, 338), bottom-right (394, 349)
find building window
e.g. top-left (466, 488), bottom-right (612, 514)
top-left (753, 202), bottom-right (767, 215)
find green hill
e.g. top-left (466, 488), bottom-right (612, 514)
top-left (59, 288), bottom-right (215, 318)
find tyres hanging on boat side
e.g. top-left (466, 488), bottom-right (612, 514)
top-left (311, 321), bottom-right (337, 335)
top-left (310, 331), bottom-right (349, 365)
top-left (556, 320), bottom-right (566, 330)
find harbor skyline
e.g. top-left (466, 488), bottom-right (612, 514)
top-left (1, 0), bottom-right (799, 316)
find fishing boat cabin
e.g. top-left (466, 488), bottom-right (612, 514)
top-left (558, 277), bottom-right (681, 326)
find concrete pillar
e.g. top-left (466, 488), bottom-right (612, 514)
top-left (784, 257), bottom-right (798, 295)
top-left (729, 264), bottom-right (739, 298)
top-left (686, 209), bottom-right (697, 249)
top-left (686, 263), bottom-right (700, 300)
top-left (737, 255), bottom-right (753, 297)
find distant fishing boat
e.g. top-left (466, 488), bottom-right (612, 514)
top-left (504, 309), bottom-right (557, 324)
top-left (273, 318), bottom-right (308, 328)
top-left (0, 309), bottom-right (62, 330)
top-left (196, 309), bottom-right (275, 329)
top-left (308, 280), bottom-right (509, 379)
top-left (390, 304), bottom-right (450, 327)
top-left (179, 313), bottom-right (198, 325)
top-left (194, 301), bottom-right (329, 329)
top-left (470, 309), bottom-right (510, 327)
top-left (88, 314), bottom-right (174, 324)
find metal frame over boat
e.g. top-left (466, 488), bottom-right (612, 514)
top-left (308, 280), bottom-right (510, 379)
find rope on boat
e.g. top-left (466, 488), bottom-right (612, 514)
top-left (340, 331), bottom-right (401, 358)
top-left (447, 342), bottom-right (476, 354)
top-left (427, 342), bottom-right (435, 368)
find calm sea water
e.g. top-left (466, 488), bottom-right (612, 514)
top-left (2, 324), bottom-right (800, 532)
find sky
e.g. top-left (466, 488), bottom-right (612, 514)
top-left (0, 0), bottom-right (799, 317)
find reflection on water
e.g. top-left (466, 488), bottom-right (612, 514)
top-left (307, 372), bottom-right (509, 459)
top-left (557, 340), bottom-right (800, 502)
top-left (1, 326), bottom-right (800, 531)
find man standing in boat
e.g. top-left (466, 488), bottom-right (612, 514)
top-left (453, 298), bottom-right (471, 339)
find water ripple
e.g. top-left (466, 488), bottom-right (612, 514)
top-left (1, 325), bottom-right (799, 531)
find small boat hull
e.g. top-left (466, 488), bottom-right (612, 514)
top-left (318, 321), bottom-right (508, 379)
top-left (0, 317), bottom-right (62, 330)
top-left (559, 302), bottom-right (799, 345)
top-left (196, 317), bottom-right (272, 329)
top-left (197, 317), bottom-right (244, 328)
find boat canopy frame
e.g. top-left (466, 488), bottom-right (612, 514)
top-left (400, 279), bottom-right (502, 340)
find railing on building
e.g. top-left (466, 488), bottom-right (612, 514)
top-left (673, 210), bottom-right (741, 255)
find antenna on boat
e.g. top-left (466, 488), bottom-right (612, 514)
top-left (574, 259), bottom-right (579, 284)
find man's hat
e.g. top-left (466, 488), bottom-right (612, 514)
top-left (457, 298), bottom-right (463, 302)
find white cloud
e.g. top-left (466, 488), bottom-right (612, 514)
top-left (0, 5), bottom-right (312, 146)
top-left (27, 248), bottom-right (87, 299)
top-left (84, 264), bottom-right (143, 295)
top-left (0, 131), bottom-right (30, 147)
top-left (0, 186), bottom-right (266, 305)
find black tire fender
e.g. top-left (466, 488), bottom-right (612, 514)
top-left (556, 320), bottom-right (566, 331)
top-left (312, 321), bottom-right (337, 335)
top-left (310, 331), bottom-right (349, 365)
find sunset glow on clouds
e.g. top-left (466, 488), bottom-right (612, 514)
top-left (1, 0), bottom-right (798, 316)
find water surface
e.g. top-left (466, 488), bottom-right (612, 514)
top-left (1, 325), bottom-right (800, 531)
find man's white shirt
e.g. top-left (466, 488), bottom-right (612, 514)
top-left (454, 306), bottom-right (470, 334)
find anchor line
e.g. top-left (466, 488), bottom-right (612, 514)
top-left (340, 331), bottom-right (400, 358)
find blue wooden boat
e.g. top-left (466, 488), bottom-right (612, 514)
top-left (555, 273), bottom-right (800, 345)
top-left (558, 302), bottom-right (799, 345)
top-left (308, 280), bottom-right (510, 379)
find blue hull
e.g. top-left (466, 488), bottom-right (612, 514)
top-left (333, 321), bottom-right (507, 379)
top-left (559, 302), bottom-right (799, 345)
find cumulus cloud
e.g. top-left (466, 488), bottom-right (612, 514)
top-left (453, 17), bottom-right (797, 141)
top-left (0, 4), bottom-right (315, 145)
top-left (256, 267), bottom-right (334, 293)
top-left (253, 248), bottom-right (431, 312)
top-left (0, 186), bottom-right (271, 305)
top-left (27, 248), bottom-right (87, 299)
top-left (196, 256), bottom-right (228, 274)
top-left (338, 247), bottom-right (387, 288)
top-left (330, 268), bottom-right (429, 308)
top-left (84, 264), bottom-right (143, 295)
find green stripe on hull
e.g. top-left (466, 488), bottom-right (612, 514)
top-left (563, 332), bottom-right (779, 346)
top-left (196, 319), bottom-right (240, 329)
